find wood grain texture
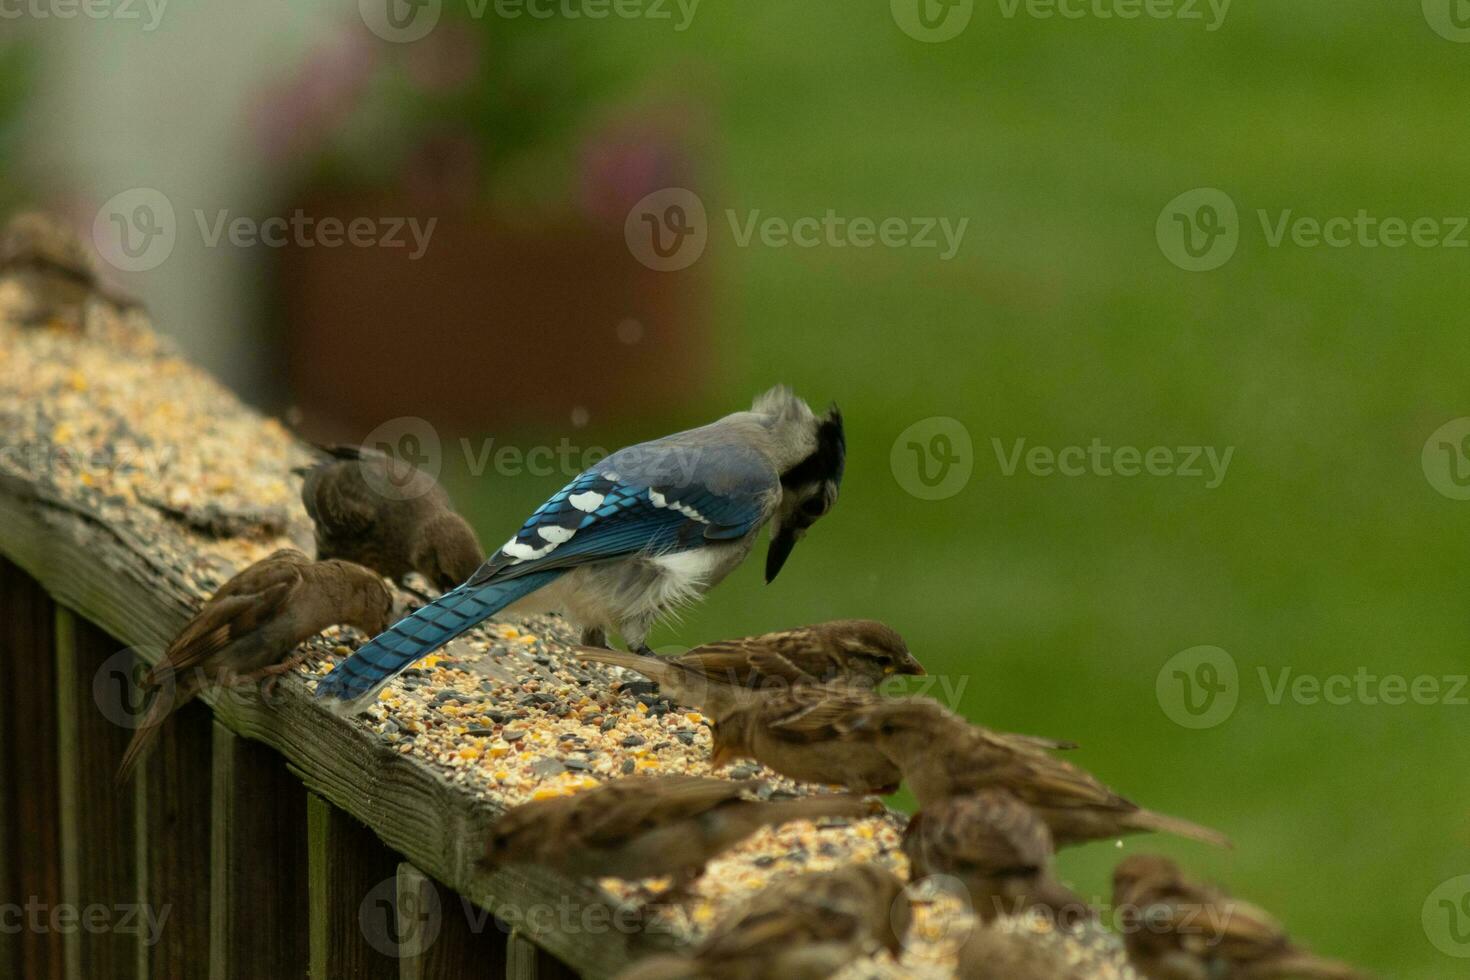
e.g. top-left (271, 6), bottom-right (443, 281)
top-left (55, 608), bottom-right (138, 980)
top-left (209, 721), bottom-right (309, 980)
top-left (307, 793), bottom-right (400, 980)
top-left (135, 699), bottom-right (212, 980)
top-left (0, 557), bottom-right (65, 980)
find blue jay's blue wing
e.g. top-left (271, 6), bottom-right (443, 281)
top-left (316, 439), bottom-right (776, 704)
top-left (470, 443), bottom-right (775, 587)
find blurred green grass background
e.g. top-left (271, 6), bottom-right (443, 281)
top-left (437, 3), bottom-right (1470, 977)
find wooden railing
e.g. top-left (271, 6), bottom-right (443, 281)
top-left (0, 320), bottom-right (662, 978)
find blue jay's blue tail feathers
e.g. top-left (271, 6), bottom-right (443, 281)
top-left (314, 570), bottom-right (562, 704)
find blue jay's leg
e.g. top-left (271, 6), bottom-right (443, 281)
top-left (316, 570), bottom-right (562, 703)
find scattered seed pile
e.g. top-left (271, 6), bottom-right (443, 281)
top-left (0, 292), bottom-right (1138, 978)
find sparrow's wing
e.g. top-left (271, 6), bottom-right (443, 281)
top-left (299, 462), bottom-right (380, 536)
top-left (745, 650), bottom-right (817, 684)
top-left (983, 753), bottom-right (1132, 812)
top-left (767, 691), bottom-right (878, 740)
top-left (675, 648), bottom-right (767, 687)
top-left (162, 556), bottom-right (304, 674)
top-left (1194, 895), bottom-right (1289, 962)
top-left (573, 776), bottom-right (753, 846)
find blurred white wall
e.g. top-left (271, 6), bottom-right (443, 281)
top-left (24, 1), bottom-right (343, 399)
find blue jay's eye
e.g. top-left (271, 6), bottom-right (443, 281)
top-left (800, 497), bottom-right (827, 518)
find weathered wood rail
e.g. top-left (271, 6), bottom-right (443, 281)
top-left (0, 316), bottom-right (669, 978)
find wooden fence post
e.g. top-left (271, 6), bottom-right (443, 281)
top-left (209, 722), bottom-right (309, 980)
top-left (0, 558), bottom-right (63, 980)
top-left (133, 698), bottom-right (213, 979)
top-left (54, 608), bottom-right (138, 980)
top-left (306, 793), bottom-right (400, 980)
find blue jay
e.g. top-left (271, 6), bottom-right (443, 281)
top-left (315, 387), bottom-right (845, 704)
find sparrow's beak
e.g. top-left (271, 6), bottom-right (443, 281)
top-left (904, 657), bottom-right (926, 676)
top-left (764, 527), bottom-right (799, 583)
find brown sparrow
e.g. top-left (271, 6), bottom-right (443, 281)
top-left (480, 775), bottom-right (876, 891)
top-left (1113, 855), bottom-right (1369, 980)
top-left (838, 698), bottom-right (1230, 848)
top-left (903, 789), bottom-right (1091, 925)
top-left (709, 688), bottom-right (906, 794)
top-left (614, 864), bottom-right (910, 979)
top-left (298, 445), bottom-right (484, 592)
top-left (577, 619), bottom-right (924, 717)
top-left (118, 550), bottom-right (392, 781)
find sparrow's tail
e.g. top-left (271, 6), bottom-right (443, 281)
top-left (115, 672), bottom-right (194, 785)
top-left (1261, 951), bottom-right (1370, 980)
top-left (574, 647), bottom-right (675, 684)
top-left (1124, 807), bottom-right (1233, 849)
top-left (314, 570), bottom-right (562, 704)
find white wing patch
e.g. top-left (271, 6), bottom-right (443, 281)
top-left (569, 491), bottom-right (605, 512)
top-left (648, 488), bottom-right (709, 524)
top-left (501, 536), bottom-right (555, 562)
top-left (537, 525), bottom-right (576, 544)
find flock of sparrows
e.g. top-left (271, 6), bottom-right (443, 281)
top-left (95, 376), bottom-right (1369, 979)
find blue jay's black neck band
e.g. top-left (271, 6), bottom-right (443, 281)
top-left (779, 406), bottom-right (845, 489)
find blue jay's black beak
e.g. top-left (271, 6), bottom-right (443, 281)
top-left (765, 528), bottom-right (798, 583)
